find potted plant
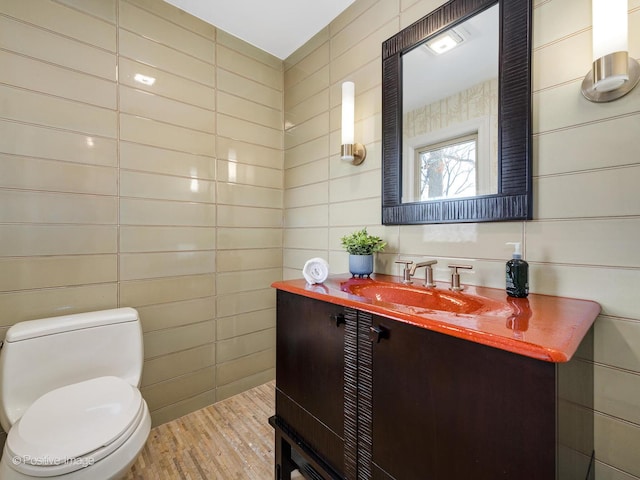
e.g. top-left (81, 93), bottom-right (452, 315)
top-left (340, 227), bottom-right (386, 278)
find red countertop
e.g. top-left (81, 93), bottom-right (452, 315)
top-left (272, 274), bottom-right (601, 363)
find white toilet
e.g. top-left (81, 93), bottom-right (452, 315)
top-left (0, 308), bottom-right (151, 480)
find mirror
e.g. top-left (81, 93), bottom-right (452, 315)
top-left (402, 5), bottom-right (499, 202)
top-left (382, 0), bottom-right (532, 224)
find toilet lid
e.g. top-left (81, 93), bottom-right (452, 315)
top-left (7, 376), bottom-right (143, 472)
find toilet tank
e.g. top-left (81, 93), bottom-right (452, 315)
top-left (0, 307), bottom-right (143, 431)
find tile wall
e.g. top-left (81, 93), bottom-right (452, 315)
top-left (283, 0), bottom-right (640, 478)
top-left (0, 0), bottom-right (281, 426)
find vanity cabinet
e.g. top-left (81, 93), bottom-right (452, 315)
top-left (274, 291), bottom-right (347, 478)
top-left (368, 316), bottom-right (556, 480)
top-left (272, 288), bottom-right (595, 480)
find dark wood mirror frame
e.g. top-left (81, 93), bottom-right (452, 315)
top-left (382, 0), bottom-right (532, 224)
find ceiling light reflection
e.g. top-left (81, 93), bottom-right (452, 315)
top-left (134, 73), bottom-right (156, 86)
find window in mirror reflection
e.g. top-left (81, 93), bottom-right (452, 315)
top-left (416, 134), bottom-right (477, 200)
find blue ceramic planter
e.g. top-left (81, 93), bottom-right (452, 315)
top-left (349, 254), bottom-right (374, 278)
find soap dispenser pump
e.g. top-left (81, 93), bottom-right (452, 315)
top-left (506, 242), bottom-right (529, 298)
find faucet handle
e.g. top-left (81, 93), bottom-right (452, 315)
top-left (394, 259), bottom-right (413, 266)
top-left (448, 264), bottom-right (473, 291)
top-left (448, 264), bottom-right (473, 272)
top-left (395, 259), bottom-right (414, 283)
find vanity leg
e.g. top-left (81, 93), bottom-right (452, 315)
top-left (274, 428), bottom-right (296, 480)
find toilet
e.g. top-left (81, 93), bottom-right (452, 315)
top-left (0, 308), bottom-right (151, 480)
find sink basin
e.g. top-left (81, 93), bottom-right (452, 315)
top-left (342, 280), bottom-right (506, 315)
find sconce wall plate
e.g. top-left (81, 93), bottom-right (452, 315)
top-left (582, 51), bottom-right (640, 102)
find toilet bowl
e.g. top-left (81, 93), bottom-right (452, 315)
top-left (0, 308), bottom-right (151, 480)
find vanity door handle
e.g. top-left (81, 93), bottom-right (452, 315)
top-left (330, 313), bottom-right (346, 327)
top-left (369, 325), bottom-right (388, 343)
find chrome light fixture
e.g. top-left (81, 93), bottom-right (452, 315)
top-left (340, 81), bottom-right (366, 165)
top-left (582, 0), bottom-right (640, 102)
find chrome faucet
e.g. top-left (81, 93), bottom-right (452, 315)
top-left (413, 260), bottom-right (438, 287)
top-left (448, 264), bottom-right (473, 291)
top-left (395, 259), bottom-right (438, 286)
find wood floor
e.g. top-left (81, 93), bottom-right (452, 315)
top-left (125, 381), bottom-right (275, 479)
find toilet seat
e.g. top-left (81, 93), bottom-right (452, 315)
top-left (6, 376), bottom-right (144, 477)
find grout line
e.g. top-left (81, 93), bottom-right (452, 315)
top-left (116, 0), bottom-right (122, 309)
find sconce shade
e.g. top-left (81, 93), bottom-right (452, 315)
top-left (582, 0), bottom-right (640, 101)
top-left (341, 82), bottom-right (355, 147)
top-left (592, 0), bottom-right (628, 91)
top-left (592, 0), bottom-right (627, 61)
top-left (340, 81), bottom-right (366, 165)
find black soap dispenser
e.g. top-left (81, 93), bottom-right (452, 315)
top-left (506, 242), bottom-right (529, 298)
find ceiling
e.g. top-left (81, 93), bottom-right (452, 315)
top-left (163, 0), bottom-right (356, 60)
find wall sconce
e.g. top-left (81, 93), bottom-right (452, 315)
top-left (341, 81), bottom-right (366, 165)
top-left (582, 0), bottom-right (639, 102)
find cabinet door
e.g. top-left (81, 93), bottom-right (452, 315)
top-left (276, 291), bottom-right (346, 473)
top-left (369, 316), bottom-right (556, 480)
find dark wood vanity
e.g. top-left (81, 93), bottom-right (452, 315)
top-left (271, 275), bottom-right (599, 480)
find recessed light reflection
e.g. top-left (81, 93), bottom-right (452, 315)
top-left (134, 73), bottom-right (156, 86)
top-left (425, 30), bottom-right (463, 55)
top-left (227, 162), bottom-right (237, 183)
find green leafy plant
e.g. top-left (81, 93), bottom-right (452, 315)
top-left (340, 228), bottom-right (387, 255)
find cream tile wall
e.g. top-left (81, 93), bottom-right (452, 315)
top-left (0, 0), bottom-right (281, 427)
top-left (284, 0), bottom-right (640, 477)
